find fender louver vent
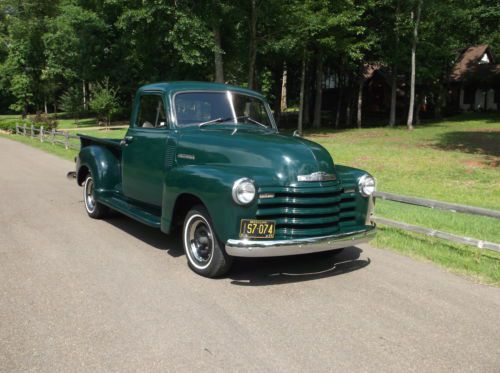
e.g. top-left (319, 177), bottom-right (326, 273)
top-left (165, 138), bottom-right (176, 169)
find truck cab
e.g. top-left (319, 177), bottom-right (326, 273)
top-left (76, 82), bottom-right (376, 277)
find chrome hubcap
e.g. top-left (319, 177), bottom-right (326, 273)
top-left (187, 216), bottom-right (214, 267)
top-left (84, 177), bottom-right (96, 213)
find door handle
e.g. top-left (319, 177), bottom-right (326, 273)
top-left (121, 136), bottom-right (134, 146)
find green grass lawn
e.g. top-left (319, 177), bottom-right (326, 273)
top-left (1, 113), bottom-right (499, 284)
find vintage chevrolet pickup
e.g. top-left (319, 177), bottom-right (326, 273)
top-left (75, 82), bottom-right (376, 277)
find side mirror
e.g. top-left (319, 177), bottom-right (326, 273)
top-left (293, 130), bottom-right (302, 137)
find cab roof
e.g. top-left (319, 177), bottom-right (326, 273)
top-left (138, 81), bottom-right (265, 98)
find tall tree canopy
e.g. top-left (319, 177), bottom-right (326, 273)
top-left (0, 0), bottom-right (497, 128)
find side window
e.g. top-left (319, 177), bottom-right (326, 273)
top-left (137, 95), bottom-right (167, 128)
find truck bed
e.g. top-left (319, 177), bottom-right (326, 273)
top-left (78, 134), bottom-right (122, 149)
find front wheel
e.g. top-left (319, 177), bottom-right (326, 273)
top-left (183, 205), bottom-right (232, 278)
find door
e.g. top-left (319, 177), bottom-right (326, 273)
top-left (122, 92), bottom-right (174, 207)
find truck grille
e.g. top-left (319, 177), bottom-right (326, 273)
top-left (256, 184), bottom-right (358, 239)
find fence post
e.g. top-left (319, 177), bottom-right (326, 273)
top-left (23, 123), bottom-right (26, 136)
top-left (15, 123), bottom-right (18, 135)
top-left (64, 131), bottom-right (69, 149)
top-left (30, 124), bottom-right (34, 139)
top-left (51, 129), bottom-right (55, 144)
top-left (40, 126), bottom-right (44, 142)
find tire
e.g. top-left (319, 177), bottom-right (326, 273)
top-left (83, 174), bottom-right (110, 219)
top-left (183, 205), bottom-right (233, 278)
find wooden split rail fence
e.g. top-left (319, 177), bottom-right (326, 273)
top-left (15, 123), bottom-right (79, 150)
top-left (372, 191), bottom-right (500, 253)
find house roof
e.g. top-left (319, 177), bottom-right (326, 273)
top-left (450, 45), bottom-right (500, 83)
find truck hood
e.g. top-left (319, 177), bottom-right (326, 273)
top-left (176, 127), bottom-right (337, 186)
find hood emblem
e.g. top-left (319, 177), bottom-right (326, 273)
top-left (298, 171), bottom-right (336, 182)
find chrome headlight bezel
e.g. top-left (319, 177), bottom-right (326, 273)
top-left (358, 174), bottom-right (376, 197)
top-left (232, 178), bottom-right (256, 205)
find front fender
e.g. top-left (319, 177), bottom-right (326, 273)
top-left (336, 164), bottom-right (374, 225)
top-left (161, 165), bottom-right (259, 242)
top-left (77, 145), bottom-right (121, 199)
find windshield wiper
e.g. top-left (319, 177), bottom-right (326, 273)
top-left (239, 116), bottom-right (267, 128)
top-left (198, 117), bottom-right (233, 127)
top-left (199, 115), bottom-right (268, 128)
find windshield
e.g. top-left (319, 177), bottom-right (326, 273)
top-left (174, 91), bottom-right (274, 128)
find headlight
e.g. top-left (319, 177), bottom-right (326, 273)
top-left (232, 178), bottom-right (256, 205)
top-left (358, 174), bottom-right (376, 197)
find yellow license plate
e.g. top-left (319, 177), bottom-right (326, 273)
top-left (239, 219), bottom-right (275, 239)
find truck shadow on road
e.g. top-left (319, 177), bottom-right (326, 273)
top-left (105, 214), bottom-right (371, 285)
top-left (228, 248), bottom-right (370, 286)
top-left (104, 214), bottom-right (185, 257)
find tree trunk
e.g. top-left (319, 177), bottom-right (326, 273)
top-left (357, 78), bottom-right (364, 128)
top-left (280, 63), bottom-right (287, 112)
top-left (406, 0), bottom-right (423, 130)
top-left (390, 0), bottom-right (400, 127)
top-left (345, 80), bottom-right (353, 127)
top-left (213, 25), bottom-right (224, 83)
top-left (82, 80), bottom-right (87, 111)
top-left (346, 99), bottom-right (351, 127)
top-left (44, 100), bottom-right (48, 114)
top-left (298, 54), bottom-right (306, 135)
top-left (335, 85), bottom-right (343, 128)
top-left (435, 85), bottom-right (444, 119)
top-left (247, 0), bottom-right (257, 90)
top-left (303, 72), bottom-right (310, 125)
top-left (389, 66), bottom-right (397, 126)
top-left (312, 52), bottom-right (323, 128)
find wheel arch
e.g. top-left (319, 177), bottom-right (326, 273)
top-left (77, 165), bottom-right (90, 186)
top-left (171, 193), bottom-right (206, 230)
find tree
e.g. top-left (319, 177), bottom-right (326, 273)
top-left (89, 78), bottom-right (119, 129)
top-left (0, 0), bottom-right (58, 114)
top-left (44, 3), bottom-right (107, 110)
top-left (60, 87), bottom-right (83, 126)
top-left (406, 0), bottom-right (423, 130)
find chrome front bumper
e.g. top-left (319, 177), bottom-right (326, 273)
top-left (225, 225), bottom-right (376, 257)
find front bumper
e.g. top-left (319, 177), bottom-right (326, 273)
top-left (225, 225), bottom-right (376, 257)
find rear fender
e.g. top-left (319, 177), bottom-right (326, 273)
top-left (77, 145), bottom-right (121, 199)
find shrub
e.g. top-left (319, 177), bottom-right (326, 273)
top-left (0, 118), bottom-right (21, 133)
top-left (60, 87), bottom-right (83, 126)
top-left (29, 112), bottom-right (58, 130)
top-left (89, 77), bottom-right (120, 128)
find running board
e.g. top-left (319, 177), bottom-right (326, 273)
top-left (99, 195), bottom-right (161, 228)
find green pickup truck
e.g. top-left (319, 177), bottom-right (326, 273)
top-left (75, 82), bottom-right (376, 277)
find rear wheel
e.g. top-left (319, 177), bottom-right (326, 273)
top-left (183, 205), bottom-right (232, 278)
top-left (83, 174), bottom-right (109, 219)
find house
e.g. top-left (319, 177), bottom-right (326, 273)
top-left (448, 45), bottom-right (500, 111)
top-left (321, 63), bottom-right (406, 119)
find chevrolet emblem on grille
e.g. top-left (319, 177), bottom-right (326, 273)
top-left (297, 171), bottom-right (336, 182)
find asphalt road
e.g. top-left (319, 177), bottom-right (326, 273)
top-left (1, 136), bottom-right (499, 372)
